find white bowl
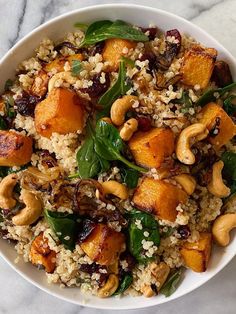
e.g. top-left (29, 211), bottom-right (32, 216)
top-left (0, 3), bottom-right (236, 310)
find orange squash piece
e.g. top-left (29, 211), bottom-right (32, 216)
top-left (80, 224), bottom-right (125, 266)
top-left (44, 53), bottom-right (83, 73)
top-left (35, 88), bottom-right (85, 138)
top-left (181, 46), bottom-right (217, 88)
top-left (198, 102), bottom-right (236, 148)
top-left (0, 131), bottom-right (33, 166)
top-left (128, 128), bottom-right (175, 169)
top-left (29, 232), bottom-right (56, 273)
top-left (132, 177), bottom-right (188, 222)
top-left (102, 38), bottom-right (136, 71)
top-left (180, 232), bottom-right (212, 272)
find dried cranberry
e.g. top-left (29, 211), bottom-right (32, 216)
top-left (137, 116), bottom-right (152, 131)
top-left (211, 60), bottom-right (233, 87)
top-left (90, 41), bottom-right (105, 56)
top-left (54, 41), bottom-right (80, 53)
top-left (40, 150), bottom-right (57, 168)
top-left (80, 73), bottom-right (110, 98)
top-left (79, 263), bottom-right (108, 285)
top-left (120, 252), bottom-right (136, 272)
top-left (77, 219), bottom-right (96, 243)
top-left (139, 52), bottom-right (157, 72)
top-left (178, 226), bottom-right (190, 239)
top-left (140, 27), bottom-right (158, 40)
top-left (15, 92), bottom-right (41, 117)
top-left (166, 29), bottom-right (181, 47)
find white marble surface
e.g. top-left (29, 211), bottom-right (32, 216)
top-left (1, 0), bottom-right (236, 313)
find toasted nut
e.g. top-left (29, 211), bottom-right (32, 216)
top-left (0, 174), bottom-right (18, 209)
top-left (101, 117), bottom-right (113, 124)
top-left (150, 262), bottom-right (170, 290)
top-left (119, 118), bottom-right (138, 141)
top-left (176, 123), bottom-right (209, 165)
top-left (174, 174), bottom-right (196, 195)
top-left (97, 274), bottom-right (119, 298)
top-left (110, 95), bottom-right (139, 126)
top-left (96, 180), bottom-right (129, 200)
top-left (141, 284), bottom-right (155, 298)
top-left (212, 213), bottom-right (236, 246)
top-left (207, 161), bottom-right (230, 198)
top-left (48, 71), bottom-right (77, 92)
top-left (12, 189), bottom-right (42, 226)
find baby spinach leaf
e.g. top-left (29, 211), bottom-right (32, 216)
top-left (74, 22), bottom-right (88, 31)
top-left (79, 20), bottom-right (148, 47)
top-left (45, 210), bottom-right (81, 251)
top-left (223, 95), bottom-right (236, 116)
top-left (174, 91), bottom-right (193, 113)
top-left (0, 117), bottom-right (7, 130)
top-left (160, 268), bottom-right (183, 297)
top-left (4, 79), bottom-right (13, 91)
top-left (0, 167), bottom-right (9, 177)
top-left (3, 94), bottom-right (15, 118)
top-left (197, 82), bottom-right (236, 107)
top-left (221, 151), bottom-right (236, 181)
top-left (127, 209), bottom-right (160, 264)
top-left (120, 167), bottom-right (139, 188)
top-left (113, 273), bottom-right (133, 295)
top-left (71, 60), bottom-right (83, 77)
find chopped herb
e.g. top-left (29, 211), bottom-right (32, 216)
top-left (174, 91), bottom-right (193, 113)
top-left (223, 95), bottom-right (236, 116)
top-left (0, 117), bottom-right (7, 130)
top-left (4, 79), bottom-right (13, 91)
top-left (71, 60), bottom-right (83, 76)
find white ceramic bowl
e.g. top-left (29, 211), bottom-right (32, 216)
top-left (0, 3), bottom-right (236, 310)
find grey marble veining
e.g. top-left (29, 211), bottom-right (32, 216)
top-left (1, 0), bottom-right (236, 313)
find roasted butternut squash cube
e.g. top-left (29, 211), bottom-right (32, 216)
top-left (35, 88), bottom-right (85, 138)
top-left (181, 46), bottom-right (217, 88)
top-left (132, 177), bottom-right (188, 222)
top-left (0, 131), bottom-right (33, 166)
top-left (180, 232), bottom-right (212, 272)
top-left (44, 53), bottom-right (83, 73)
top-left (128, 128), bottom-right (175, 169)
top-left (80, 224), bottom-right (125, 266)
top-left (29, 232), bottom-right (56, 273)
top-left (102, 38), bottom-right (136, 71)
top-left (31, 70), bottom-right (49, 97)
top-left (198, 102), bottom-right (236, 148)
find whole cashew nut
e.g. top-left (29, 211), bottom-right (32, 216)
top-left (97, 274), bottom-right (119, 298)
top-left (207, 160), bottom-right (230, 198)
top-left (48, 71), bottom-right (77, 92)
top-left (96, 181), bottom-right (129, 200)
top-left (110, 95), bottom-right (139, 126)
top-left (141, 284), bottom-right (155, 298)
top-left (212, 213), bottom-right (236, 246)
top-left (176, 123), bottom-right (209, 165)
top-left (119, 118), bottom-right (138, 141)
top-left (12, 189), bottom-right (42, 226)
top-left (0, 173), bottom-right (18, 209)
top-left (174, 174), bottom-right (196, 195)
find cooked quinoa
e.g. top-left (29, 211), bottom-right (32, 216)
top-left (0, 20), bottom-right (236, 299)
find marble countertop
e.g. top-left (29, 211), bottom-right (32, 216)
top-left (1, 0), bottom-right (236, 313)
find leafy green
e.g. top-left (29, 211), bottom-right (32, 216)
top-left (160, 268), bottom-right (183, 297)
top-left (113, 273), bottom-right (133, 295)
top-left (45, 210), bottom-right (81, 250)
top-left (221, 151), bottom-right (236, 181)
top-left (79, 20), bottom-right (148, 47)
top-left (3, 94), bottom-right (15, 118)
top-left (127, 209), bottom-right (160, 264)
top-left (197, 82), bottom-right (236, 107)
top-left (4, 79), bottom-right (13, 91)
top-left (71, 60), bottom-right (83, 76)
top-left (0, 167), bottom-right (9, 177)
top-left (0, 117), bottom-right (7, 130)
top-left (74, 22), bottom-right (88, 31)
top-left (223, 95), bottom-right (236, 116)
top-left (97, 58), bottom-right (132, 119)
top-left (174, 91), bottom-right (193, 113)
top-left (0, 213), bottom-right (3, 223)
top-left (120, 167), bottom-right (139, 188)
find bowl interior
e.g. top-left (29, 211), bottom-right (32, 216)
top-left (0, 4), bottom-right (236, 309)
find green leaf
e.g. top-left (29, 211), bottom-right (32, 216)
top-left (4, 79), bottom-right (13, 91)
top-left (160, 268), bottom-right (183, 297)
top-left (3, 94), bottom-right (15, 118)
top-left (113, 273), bottom-right (133, 295)
top-left (127, 209), bottom-right (160, 264)
top-left (197, 82), bottom-right (236, 107)
top-left (223, 95), bottom-right (236, 116)
top-left (80, 20), bottom-right (148, 47)
top-left (120, 167), bottom-right (139, 188)
top-left (0, 117), bottom-right (7, 130)
top-left (221, 151), bottom-right (236, 181)
top-left (0, 213), bottom-right (3, 223)
top-left (71, 60), bottom-right (83, 77)
top-left (74, 22), bottom-right (88, 31)
top-left (175, 91), bottom-right (193, 113)
top-left (0, 167), bottom-right (9, 177)
top-left (45, 210), bottom-right (81, 250)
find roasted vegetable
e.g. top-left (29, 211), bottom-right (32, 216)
top-left (0, 131), bottom-right (33, 166)
top-left (35, 88), bottom-right (85, 138)
top-left (198, 102), bottom-right (236, 148)
top-left (44, 54), bottom-right (83, 73)
top-left (181, 46), bottom-right (217, 88)
top-left (132, 177), bottom-right (188, 222)
top-left (29, 232), bottom-right (56, 273)
top-left (211, 60), bottom-right (233, 87)
top-left (180, 232), bottom-right (212, 272)
top-left (128, 128), bottom-right (175, 169)
top-left (80, 223), bottom-right (125, 266)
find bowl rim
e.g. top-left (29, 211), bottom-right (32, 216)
top-left (0, 3), bottom-right (236, 310)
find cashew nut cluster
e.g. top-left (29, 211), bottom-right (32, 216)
top-left (96, 180), bottom-right (129, 200)
top-left (174, 174), bottom-right (196, 195)
top-left (0, 173), bottom-right (18, 209)
top-left (207, 160), bottom-right (230, 198)
top-left (97, 274), bottom-right (119, 298)
top-left (12, 189), bottom-right (42, 226)
top-left (176, 123), bottom-right (209, 165)
top-left (110, 95), bottom-right (139, 126)
top-left (48, 71), bottom-right (77, 92)
top-left (212, 213), bottom-right (236, 246)
top-left (119, 118), bottom-right (138, 141)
